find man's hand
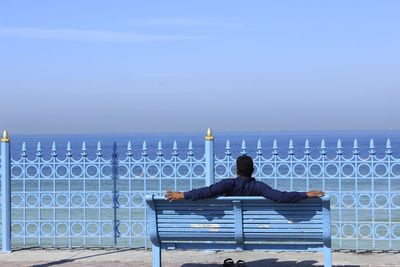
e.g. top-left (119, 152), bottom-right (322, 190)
top-left (165, 190), bottom-right (184, 202)
top-left (306, 190), bottom-right (324, 198)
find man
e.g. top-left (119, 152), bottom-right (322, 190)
top-left (166, 155), bottom-right (324, 202)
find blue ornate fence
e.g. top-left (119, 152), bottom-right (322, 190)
top-left (1, 130), bottom-right (400, 252)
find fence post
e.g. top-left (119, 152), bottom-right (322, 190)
top-left (111, 142), bottom-right (119, 246)
top-left (205, 128), bottom-right (215, 186)
top-left (1, 130), bottom-right (11, 252)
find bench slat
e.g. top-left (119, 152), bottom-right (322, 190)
top-left (156, 204), bottom-right (232, 208)
top-left (163, 242), bottom-right (324, 251)
top-left (158, 202), bottom-right (322, 208)
top-left (243, 218), bottom-right (323, 223)
top-left (242, 206), bottom-right (322, 211)
top-left (158, 214), bottom-right (232, 218)
top-left (243, 233), bottom-right (323, 239)
top-left (157, 215), bottom-right (233, 220)
top-left (157, 210), bottom-right (233, 215)
top-left (158, 229), bottom-right (322, 234)
top-left (157, 209), bottom-right (232, 213)
top-left (159, 229), bottom-right (235, 233)
top-left (243, 229), bottom-right (323, 233)
top-left (157, 222), bottom-right (322, 228)
top-left (159, 233), bottom-right (235, 240)
top-left (242, 203), bottom-right (322, 208)
top-left (158, 206), bottom-right (233, 210)
top-left (243, 224), bottom-right (323, 229)
top-left (157, 205), bottom-right (321, 211)
top-left (158, 211), bottom-right (321, 216)
top-left (158, 224), bottom-right (234, 229)
top-left (157, 220), bottom-right (233, 225)
top-left (243, 213), bottom-right (322, 217)
top-left (157, 219), bottom-right (321, 225)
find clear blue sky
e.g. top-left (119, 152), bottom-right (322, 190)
top-left (1, 1), bottom-right (399, 134)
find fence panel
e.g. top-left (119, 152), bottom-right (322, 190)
top-left (9, 142), bottom-right (115, 247)
top-left (115, 140), bottom-right (206, 248)
top-left (1, 135), bottom-right (400, 251)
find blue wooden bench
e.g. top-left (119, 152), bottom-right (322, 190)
top-left (146, 195), bottom-right (331, 267)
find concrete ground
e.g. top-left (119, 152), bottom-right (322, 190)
top-left (0, 248), bottom-right (399, 267)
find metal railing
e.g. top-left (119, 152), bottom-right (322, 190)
top-left (1, 129), bottom-right (399, 251)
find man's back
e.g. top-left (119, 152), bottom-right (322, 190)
top-left (183, 176), bottom-right (308, 203)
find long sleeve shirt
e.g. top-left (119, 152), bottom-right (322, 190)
top-left (184, 176), bottom-right (308, 203)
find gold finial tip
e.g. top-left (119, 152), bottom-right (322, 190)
top-left (1, 130), bottom-right (10, 143)
top-left (205, 128), bottom-right (214, 141)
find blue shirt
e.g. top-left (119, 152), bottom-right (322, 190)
top-left (184, 176), bottom-right (308, 202)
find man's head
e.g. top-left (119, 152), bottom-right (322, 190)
top-left (236, 155), bottom-right (254, 177)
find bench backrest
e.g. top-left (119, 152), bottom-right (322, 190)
top-left (146, 195), bottom-right (331, 251)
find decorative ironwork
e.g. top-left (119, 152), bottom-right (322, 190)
top-left (1, 132), bottom-right (399, 251)
top-left (215, 138), bottom-right (400, 251)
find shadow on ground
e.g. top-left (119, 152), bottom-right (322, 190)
top-left (181, 258), bottom-right (360, 267)
top-left (28, 249), bottom-right (132, 267)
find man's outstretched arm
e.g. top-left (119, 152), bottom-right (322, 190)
top-left (165, 179), bottom-right (232, 201)
top-left (257, 181), bottom-right (324, 202)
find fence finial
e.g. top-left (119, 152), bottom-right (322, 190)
top-left (82, 141), bottom-right (87, 151)
top-left (240, 140), bottom-right (247, 155)
top-left (369, 139), bottom-right (375, 155)
top-left (173, 140), bottom-right (179, 156)
top-left (66, 142), bottom-right (72, 157)
top-left (127, 141), bottom-right (133, 156)
top-left (272, 139), bottom-right (278, 155)
top-left (256, 139), bottom-right (263, 155)
top-left (81, 141), bottom-right (87, 157)
top-left (304, 139), bottom-right (310, 155)
top-left (205, 128), bottom-right (214, 141)
top-left (288, 139), bottom-right (294, 155)
top-left (188, 140), bottom-right (194, 156)
top-left (188, 140), bottom-right (193, 150)
top-left (1, 130), bottom-right (10, 142)
top-left (386, 138), bottom-right (392, 155)
top-left (51, 142), bottom-right (57, 157)
top-left (320, 139), bottom-right (326, 155)
top-left (225, 140), bottom-right (231, 155)
top-left (96, 141), bottom-right (103, 157)
top-left (353, 139), bottom-right (359, 155)
top-left (142, 141), bottom-right (148, 156)
top-left (36, 142), bottom-right (42, 157)
top-left (157, 140), bottom-right (163, 156)
top-left (21, 142), bottom-right (27, 157)
top-left (336, 139), bottom-right (343, 155)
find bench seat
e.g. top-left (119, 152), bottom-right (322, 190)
top-left (146, 195), bottom-right (331, 267)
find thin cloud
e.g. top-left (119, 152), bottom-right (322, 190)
top-left (122, 17), bottom-right (247, 30)
top-left (0, 27), bottom-right (203, 42)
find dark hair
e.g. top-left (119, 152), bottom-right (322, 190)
top-left (236, 155), bottom-right (254, 177)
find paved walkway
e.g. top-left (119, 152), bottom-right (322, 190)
top-left (0, 248), bottom-right (399, 267)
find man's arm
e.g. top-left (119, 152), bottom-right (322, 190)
top-left (256, 181), bottom-right (324, 203)
top-left (165, 179), bottom-right (232, 201)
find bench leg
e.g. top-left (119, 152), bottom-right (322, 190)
top-left (323, 248), bottom-right (332, 267)
top-left (152, 244), bottom-right (161, 267)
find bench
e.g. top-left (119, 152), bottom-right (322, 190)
top-left (146, 194), bottom-right (331, 267)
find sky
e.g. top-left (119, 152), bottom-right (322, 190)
top-left (0, 0), bottom-right (400, 134)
